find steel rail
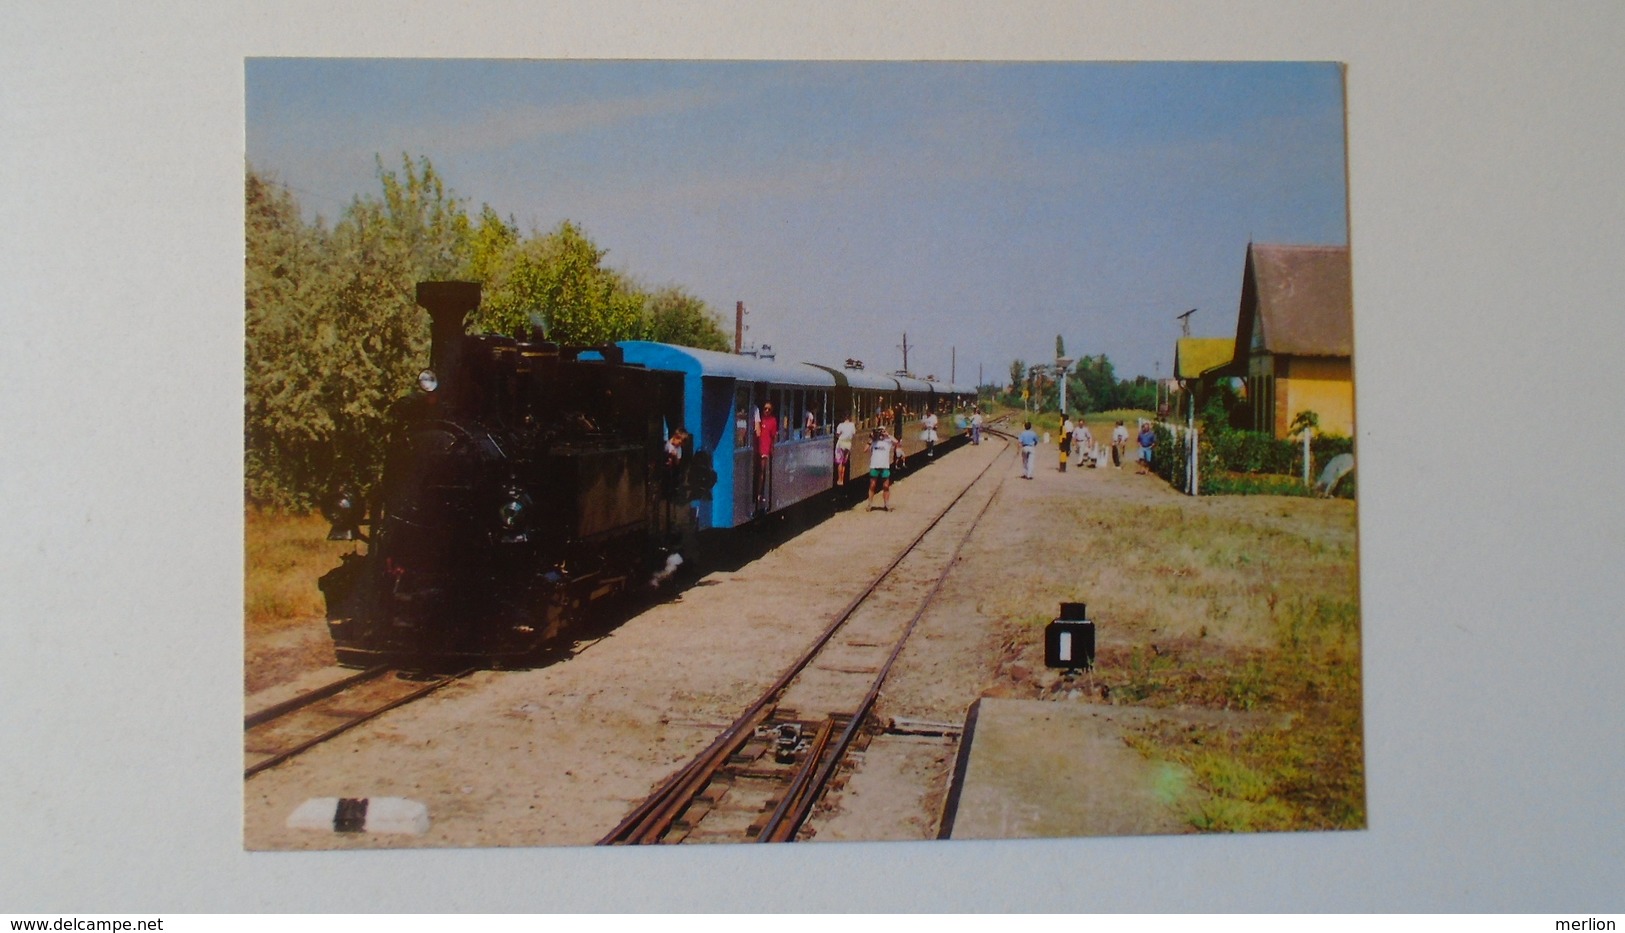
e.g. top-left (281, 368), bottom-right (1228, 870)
top-left (243, 665), bottom-right (390, 730)
top-left (759, 717), bottom-right (839, 839)
top-left (756, 457), bottom-right (1010, 842)
top-left (244, 668), bottom-right (473, 779)
top-left (599, 435), bottom-right (1012, 845)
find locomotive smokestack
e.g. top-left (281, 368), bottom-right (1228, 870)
top-left (416, 281), bottom-right (481, 402)
top-left (417, 280), bottom-right (481, 366)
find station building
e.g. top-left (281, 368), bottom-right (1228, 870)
top-left (1196, 242), bottom-right (1354, 438)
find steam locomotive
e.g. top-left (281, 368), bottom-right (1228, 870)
top-left (318, 281), bottom-right (975, 665)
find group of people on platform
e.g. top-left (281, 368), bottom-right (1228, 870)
top-left (744, 401), bottom-right (982, 515)
top-left (1017, 415), bottom-right (1157, 480)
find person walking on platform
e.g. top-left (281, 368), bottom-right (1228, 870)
top-left (1111, 419), bottom-right (1129, 469)
top-left (865, 425), bottom-right (897, 511)
top-left (971, 409), bottom-right (984, 445)
top-left (1073, 415), bottom-right (1091, 469)
top-left (1136, 420), bottom-right (1157, 475)
top-left (1059, 414), bottom-right (1073, 472)
top-left (1019, 421), bottom-right (1038, 479)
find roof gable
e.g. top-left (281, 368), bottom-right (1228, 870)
top-left (1237, 243), bottom-right (1352, 358)
top-left (1175, 337), bottom-right (1235, 379)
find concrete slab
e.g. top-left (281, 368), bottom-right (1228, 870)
top-left (942, 698), bottom-right (1194, 839)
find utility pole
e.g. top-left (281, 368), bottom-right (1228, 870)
top-left (1057, 357), bottom-right (1074, 415)
top-left (951, 346), bottom-right (956, 384)
top-left (734, 302), bottom-right (747, 354)
top-left (1177, 308), bottom-right (1196, 337)
top-left (898, 332), bottom-right (913, 374)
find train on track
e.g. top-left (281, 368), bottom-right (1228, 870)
top-left (318, 281), bottom-right (978, 666)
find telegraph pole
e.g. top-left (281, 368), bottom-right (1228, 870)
top-left (898, 332), bottom-right (913, 374)
top-left (735, 301), bottom-right (747, 355)
top-left (1177, 308), bottom-right (1196, 337)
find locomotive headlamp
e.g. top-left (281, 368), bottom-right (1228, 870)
top-left (497, 487), bottom-right (533, 543)
top-left (499, 498), bottom-right (525, 528)
top-left (417, 369), bottom-right (439, 393)
top-left (323, 488), bottom-right (365, 542)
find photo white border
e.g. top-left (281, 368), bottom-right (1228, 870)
top-left (3, 0), bottom-right (1621, 912)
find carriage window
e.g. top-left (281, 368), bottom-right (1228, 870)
top-left (734, 386), bottom-right (751, 450)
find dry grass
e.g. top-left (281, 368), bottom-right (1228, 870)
top-left (244, 507), bottom-right (360, 637)
top-left (984, 482), bottom-right (1363, 832)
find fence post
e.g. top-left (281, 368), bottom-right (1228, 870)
top-left (1190, 422), bottom-right (1200, 496)
top-left (1302, 429), bottom-right (1312, 487)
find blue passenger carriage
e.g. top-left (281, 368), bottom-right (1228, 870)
top-left (616, 342), bottom-right (839, 529)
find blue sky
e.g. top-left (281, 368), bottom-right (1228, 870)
top-left (247, 59), bottom-right (1347, 385)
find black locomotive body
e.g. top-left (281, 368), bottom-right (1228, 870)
top-left (319, 282), bottom-right (692, 665)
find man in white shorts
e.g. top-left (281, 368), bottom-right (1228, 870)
top-left (834, 413), bottom-right (856, 485)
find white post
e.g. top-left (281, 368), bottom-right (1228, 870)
top-left (1190, 423), bottom-right (1199, 496)
top-left (1187, 392), bottom-right (1199, 496)
top-left (1302, 428), bottom-right (1312, 487)
top-left (1056, 358), bottom-right (1073, 417)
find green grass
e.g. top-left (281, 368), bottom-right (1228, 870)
top-left (990, 485), bottom-right (1363, 833)
top-left (1112, 593), bottom-right (1365, 831)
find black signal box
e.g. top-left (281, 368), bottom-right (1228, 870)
top-left (1044, 602), bottom-right (1094, 670)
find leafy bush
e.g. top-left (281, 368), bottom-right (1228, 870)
top-left (1149, 418), bottom-right (1354, 498)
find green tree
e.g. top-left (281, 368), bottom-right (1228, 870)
top-left (376, 154), bottom-right (471, 280)
top-left (477, 220), bottom-right (644, 344)
top-left (644, 285), bottom-right (730, 350)
top-left (1066, 372), bottom-right (1094, 414)
top-left (464, 204), bottom-right (519, 288)
top-left (1076, 353), bottom-right (1118, 410)
top-left (245, 167), bottom-right (331, 507)
top-left (244, 156), bottom-right (475, 507)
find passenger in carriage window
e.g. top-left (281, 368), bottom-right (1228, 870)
top-left (756, 402), bottom-right (778, 510)
top-left (663, 428), bottom-right (688, 498)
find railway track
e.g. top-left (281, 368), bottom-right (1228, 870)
top-left (600, 433), bottom-right (1012, 844)
top-left (244, 666), bottom-right (473, 779)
